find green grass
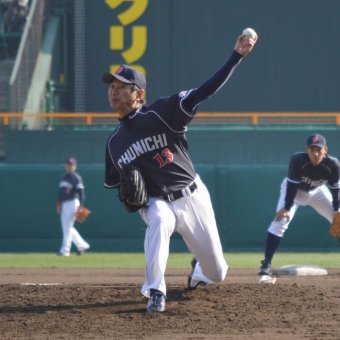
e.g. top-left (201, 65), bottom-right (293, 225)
top-left (0, 252), bottom-right (339, 268)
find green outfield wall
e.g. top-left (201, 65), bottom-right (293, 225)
top-left (5, 128), bottom-right (340, 164)
top-left (1, 128), bottom-right (340, 252)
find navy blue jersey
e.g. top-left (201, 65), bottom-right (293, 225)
top-left (285, 152), bottom-right (340, 210)
top-left (105, 51), bottom-right (243, 196)
top-left (58, 172), bottom-right (85, 204)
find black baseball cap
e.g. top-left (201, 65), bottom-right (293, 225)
top-left (306, 134), bottom-right (327, 148)
top-left (66, 157), bottom-right (77, 165)
top-left (102, 64), bottom-right (146, 89)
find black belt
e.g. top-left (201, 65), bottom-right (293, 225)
top-left (161, 182), bottom-right (197, 202)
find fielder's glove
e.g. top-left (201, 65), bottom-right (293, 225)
top-left (118, 165), bottom-right (148, 213)
top-left (76, 206), bottom-right (91, 223)
top-left (330, 212), bottom-right (340, 238)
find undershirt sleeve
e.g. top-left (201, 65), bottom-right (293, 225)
top-left (329, 187), bottom-right (340, 211)
top-left (284, 180), bottom-right (299, 210)
top-left (104, 143), bottom-right (120, 188)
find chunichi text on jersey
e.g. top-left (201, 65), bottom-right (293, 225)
top-left (118, 133), bottom-right (168, 168)
top-left (300, 176), bottom-right (327, 188)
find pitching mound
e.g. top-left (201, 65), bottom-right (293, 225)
top-left (1, 268), bottom-right (340, 339)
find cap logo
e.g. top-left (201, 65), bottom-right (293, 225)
top-left (115, 65), bottom-right (124, 75)
top-left (312, 135), bottom-right (319, 143)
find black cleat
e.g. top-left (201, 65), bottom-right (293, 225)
top-left (187, 258), bottom-right (207, 290)
top-left (77, 245), bottom-right (90, 256)
top-left (146, 291), bottom-right (166, 313)
top-left (258, 260), bottom-right (272, 275)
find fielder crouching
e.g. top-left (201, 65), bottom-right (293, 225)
top-left (259, 134), bottom-right (340, 276)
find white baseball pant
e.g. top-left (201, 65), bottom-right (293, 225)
top-left (59, 198), bottom-right (90, 255)
top-left (140, 174), bottom-right (228, 298)
top-left (268, 178), bottom-right (334, 237)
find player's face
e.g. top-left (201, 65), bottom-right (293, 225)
top-left (108, 79), bottom-right (143, 115)
top-left (65, 164), bottom-right (76, 173)
top-left (307, 146), bottom-right (328, 166)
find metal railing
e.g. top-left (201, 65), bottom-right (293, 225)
top-left (1, 112), bottom-right (340, 129)
top-left (8, 0), bottom-right (47, 113)
top-left (0, 112), bottom-right (118, 126)
top-left (193, 112), bottom-right (340, 126)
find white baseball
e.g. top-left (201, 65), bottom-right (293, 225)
top-left (242, 27), bottom-right (257, 40)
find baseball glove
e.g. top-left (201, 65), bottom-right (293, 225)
top-left (330, 212), bottom-right (340, 238)
top-left (118, 165), bottom-right (148, 213)
top-left (76, 206), bottom-right (91, 223)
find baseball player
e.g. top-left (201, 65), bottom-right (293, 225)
top-left (103, 32), bottom-right (258, 312)
top-left (56, 157), bottom-right (90, 256)
top-left (259, 134), bottom-right (340, 275)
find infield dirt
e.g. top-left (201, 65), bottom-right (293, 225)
top-left (1, 268), bottom-right (340, 339)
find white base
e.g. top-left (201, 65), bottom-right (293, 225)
top-left (258, 275), bottom-right (276, 284)
top-left (272, 265), bottom-right (328, 276)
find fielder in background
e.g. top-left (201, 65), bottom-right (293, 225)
top-left (259, 134), bottom-right (340, 275)
top-left (56, 157), bottom-right (90, 256)
top-left (103, 31), bottom-right (257, 312)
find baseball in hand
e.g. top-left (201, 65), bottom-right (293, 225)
top-left (242, 27), bottom-right (258, 40)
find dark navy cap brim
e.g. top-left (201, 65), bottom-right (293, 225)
top-left (102, 73), bottom-right (134, 85)
top-left (308, 143), bottom-right (326, 148)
